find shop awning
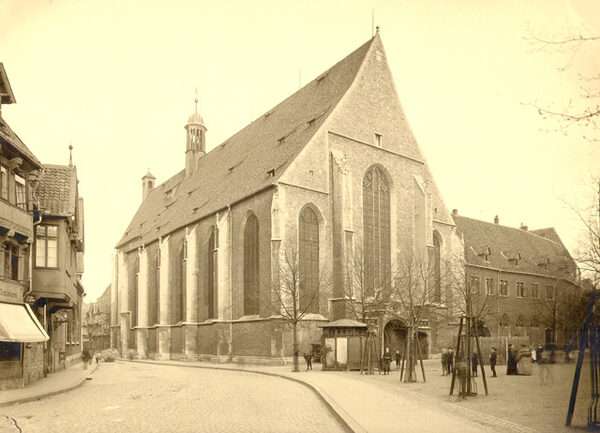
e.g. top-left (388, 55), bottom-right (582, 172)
top-left (0, 302), bottom-right (49, 342)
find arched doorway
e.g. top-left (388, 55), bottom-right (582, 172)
top-left (383, 319), bottom-right (407, 356)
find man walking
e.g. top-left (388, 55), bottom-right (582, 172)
top-left (382, 347), bottom-right (393, 375)
top-left (489, 347), bottom-right (498, 377)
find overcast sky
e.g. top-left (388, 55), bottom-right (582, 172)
top-left (1, 0), bottom-right (598, 302)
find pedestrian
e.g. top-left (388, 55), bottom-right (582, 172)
top-left (303, 350), bottom-right (312, 370)
top-left (471, 351), bottom-right (478, 377)
top-left (441, 348), bottom-right (448, 375)
top-left (539, 348), bottom-right (551, 385)
top-left (447, 348), bottom-right (454, 375)
top-left (382, 347), bottom-right (393, 375)
top-left (489, 347), bottom-right (497, 377)
top-left (507, 344), bottom-right (518, 375)
top-left (535, 345), bottom-right (543, 363)
top-left (395, 350), bottom-right (401, 370)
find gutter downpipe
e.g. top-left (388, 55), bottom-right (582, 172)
top-left (228, 204), bottom-right (233, 362)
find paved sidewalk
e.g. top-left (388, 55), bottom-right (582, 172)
top-left (0, 361), bottom-right (98, 407)
top-left (125, 358), bottom-right (539, 433)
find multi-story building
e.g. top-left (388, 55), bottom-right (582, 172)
top-left (111, 32), bottom-right (463, 364)
top-left (83, 284), bottom-right (111, 352)
top-left (453, 212), bottom-right (580, 348)
top-left (30, 158), bottom-right (85, 373)
top-left (0, 63), bottom-right (49, 390)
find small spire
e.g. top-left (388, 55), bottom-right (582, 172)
top-left (194, 87), bottom-right (198, 113)
top-left (376, 25), bottom-right (380, 34)
top-left (68, 144), bottom-right (73, 168)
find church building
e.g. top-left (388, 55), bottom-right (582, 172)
top-left (111, 31), bottom-right (462, 364)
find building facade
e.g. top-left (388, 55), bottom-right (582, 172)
top-left (83, 284), bottom-right (111, 352)
top-left (0, 63), bottom-right (49, 390)
top-left (111, 33), bottom-right (463, 364)
top-left (30, 160), bottom-right (85, 373)
top-left (453, 212), bottom-right (580, 348)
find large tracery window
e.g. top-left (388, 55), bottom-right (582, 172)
top-left (433, 232), bottom-right (442, 302)
top-left (244, 215), bottom-right (260, 316)
top-left (363, 166), bottom-right (391, 294)
top-left (207, 229), bottom-right (217, 319)
top-left (177, 239), bottom-right (187, 323)
top-left (299, 207), bottom-right (319, 314)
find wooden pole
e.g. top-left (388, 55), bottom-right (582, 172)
top-left (416, 332), bottom-right (426, 382)
top-left (567, 293), bottom-right (597, 426)
top-left (450, 317), bottom-right (464, 395)
top-left (400, 337), bottom-right (408, 381)
top-left (466, 315), bottom-right (472, 395)
top-left (474, 320), bottom-right (488, 395)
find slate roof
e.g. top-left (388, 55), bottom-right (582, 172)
top-left (453, 215), bottom-right (577, 280)
top-left (37, 164), bottom-right (78, 217)
top-left (117, 36), bottom-right (377, 249)
top-left (0, 115), bottom-right (42, 168)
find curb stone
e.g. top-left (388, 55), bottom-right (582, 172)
top-left (0, 363), bottom-right (99, 408)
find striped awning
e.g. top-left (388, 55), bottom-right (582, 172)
top-left (0, 302), bottom-right (49, 342)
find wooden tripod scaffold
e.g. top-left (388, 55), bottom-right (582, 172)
top-left (449, 315), bottom-right (488, 398)
top-left (360, 329), bottom-right (381, 374)
top-left (566, 290), bottom-right (600, 428)
top-left (399, 327), bottom-right (427, 382)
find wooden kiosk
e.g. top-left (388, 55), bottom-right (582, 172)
top-left (320, 319), bottom-right (368, 371)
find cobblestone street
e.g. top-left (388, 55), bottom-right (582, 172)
top-left (0, 362), bottom-right (347, 433)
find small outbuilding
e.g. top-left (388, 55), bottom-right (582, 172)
top-left (320, 319), bottom-right (368, 370)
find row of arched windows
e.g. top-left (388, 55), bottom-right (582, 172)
top-left (499, 313), bottom-right (542, 328)
top-left (137, 165), bottom-right (442, 322)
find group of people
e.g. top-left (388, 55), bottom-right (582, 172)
top-left (440, 348), bottom-right (455, 375)
top-left (441, 347), bottom-right (499, 378)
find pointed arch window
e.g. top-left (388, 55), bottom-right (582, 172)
top-left (244, 215), bottom-right (260, 315)
top-left (363, 167), bottom-right (391, 294)
top-left (299, 207), bottom-right (319, 314)
top-left (433, 232), bottom-right (442, 302)
top-left (516, 315), bottom-right (525, 327)
top-left (177, 239), bottom-right (187, 323)
top-left (207, 229), bottom-right (217, 319)
top-left (500, 313), bottom-right (510, 327)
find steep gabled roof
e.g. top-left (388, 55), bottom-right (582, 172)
top-left (117, 36), bottom-right (377, 249)
top-left (453, 215), bottom-right (576, 279)
top-left (0, 115), bottom-right (42, 169)
top-left (0, 64), bottom-right (16, 105)
top-left (37, 164), bottom-right (78, 217)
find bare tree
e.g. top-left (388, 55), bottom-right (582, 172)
top-left (392, 247), bottom-right (442, 382)
top-left (269, 240), bottom-right (328, 372)
top-left (533, 282), bottom-right (586, 350)
top-left (523, 25), bottom-right (600, 141)
top-left (572, 178), bottom-right (600, 289)
top-left (446, 253), bottom-right (498, 328)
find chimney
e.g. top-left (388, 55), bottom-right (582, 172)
top-left (452, 209), bottom-right (458, 216)
top-left (494, 215), bottom-right (499, 224)
top-left (142, 171), bottom-right (156, 201)
top-left (520, 222), bottom-right (528, 231)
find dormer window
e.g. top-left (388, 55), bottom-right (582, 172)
top-left (375, 133), bottom-right (382, 147)
top-left (477, 246), bottom-right (492, 262)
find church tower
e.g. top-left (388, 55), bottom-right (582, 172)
top-left (185, 97), bottom-right (207, 178)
